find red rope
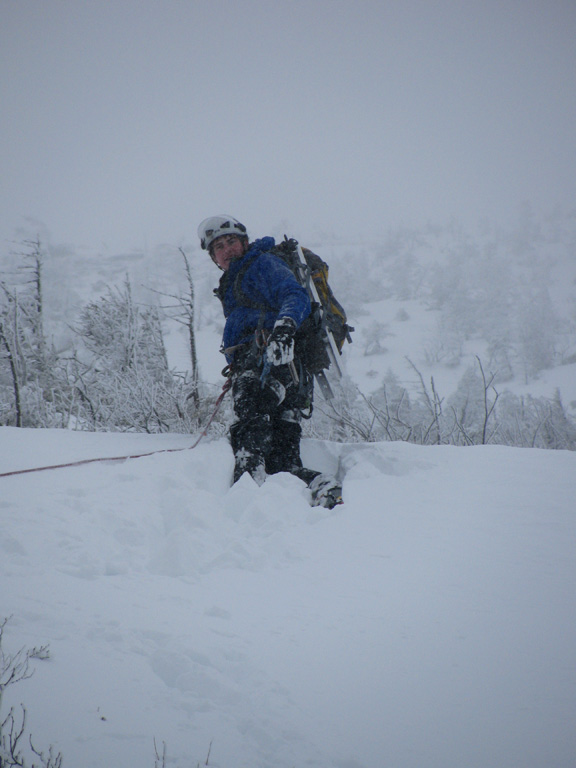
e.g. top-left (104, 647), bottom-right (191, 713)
top-left (0, 382), bottom-right (230, 480)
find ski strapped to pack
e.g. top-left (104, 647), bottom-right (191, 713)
top-left (279, 237), bottom-right (353, 400)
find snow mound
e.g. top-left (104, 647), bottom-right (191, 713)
top-left (1, 427), bottom-right (575, 768)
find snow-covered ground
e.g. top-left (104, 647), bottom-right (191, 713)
top-left (1, 427), bottom-right (575, 768)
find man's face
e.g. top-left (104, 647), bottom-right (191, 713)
top-left (211, 235), bottom-right (246, 270)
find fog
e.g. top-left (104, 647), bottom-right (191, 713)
top-left (1, 0), bottom-right (575, 253)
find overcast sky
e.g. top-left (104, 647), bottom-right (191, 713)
top-left (1, 0), bottom-right (575, 253)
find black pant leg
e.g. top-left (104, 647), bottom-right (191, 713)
top-left (230, 358), bottom-right (319, 485)
top-left (229, 369), bottom-right (273, 482)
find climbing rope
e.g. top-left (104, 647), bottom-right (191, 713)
top-left (0, 381), bottom-right (231, 480)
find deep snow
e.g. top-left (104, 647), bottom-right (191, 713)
top-left (1, 426), bottom-right (575, 768)
top-left (2, 215), bottom-right (576, 766)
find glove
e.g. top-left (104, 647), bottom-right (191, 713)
top-left (265, 317), bottom-right (296, 366)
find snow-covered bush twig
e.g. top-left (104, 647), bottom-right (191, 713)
top-left (310, 358), bottom-right (576, 450)
top-left (0, 617), bottom-right (62, 768)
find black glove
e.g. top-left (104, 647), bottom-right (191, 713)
top-left (266, 317), bottom-right (296, 366)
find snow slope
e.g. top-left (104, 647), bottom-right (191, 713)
top-left (1, 427), bottom-right (575, 768)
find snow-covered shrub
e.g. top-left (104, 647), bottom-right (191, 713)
top-left (0, 618), bottom-right (61, 768)
top-left (495, 389), bottom-right (576, 450)
top-left (516, 287), bottom-right (559, 382)
top-left (313, 359), bottom-right (576, 450)
top-left (361, 320), bottom-right (390, 356)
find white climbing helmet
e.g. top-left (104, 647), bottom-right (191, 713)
top-left (197, 215), bottom-right (248, 251)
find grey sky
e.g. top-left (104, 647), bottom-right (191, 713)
top-left (1, 0), bottom-right (575, 253)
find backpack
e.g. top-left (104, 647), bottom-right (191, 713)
top-left (271, 237), bottom-right (353, 377)
top-left (227, 236), bottom-right (353, 395)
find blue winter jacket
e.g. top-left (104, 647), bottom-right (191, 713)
top-left (216, 237), bottom-right (311, 363)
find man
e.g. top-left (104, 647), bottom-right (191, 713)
top-left (198, 215), bottom-right (342, 508)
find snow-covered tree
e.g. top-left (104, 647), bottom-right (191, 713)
top-left (0, 240), bottom-right (68, 427)
top-left (71, 277), bottom-right (191, 432)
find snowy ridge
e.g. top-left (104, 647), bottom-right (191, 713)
top-left (1, 427), bottom-right (575, 768)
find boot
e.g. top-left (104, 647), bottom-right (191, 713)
top-left (230, 416), bottom-right (271, 487)
top-left (308, 474), bottom-right (343, 509)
